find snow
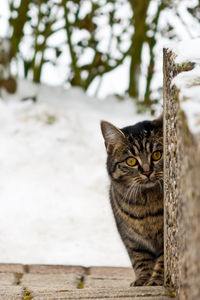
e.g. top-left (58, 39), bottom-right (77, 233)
top-left (167, 38), bottom-right (200, 64)
top-left (168, 39), bottom-right (200, 134)
top-left (0, 80), bottom-right (152, 266)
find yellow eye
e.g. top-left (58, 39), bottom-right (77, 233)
top-left (126, 157), bottom-right (137, 166)
top-left (152, 151), bottom-right (162, 161)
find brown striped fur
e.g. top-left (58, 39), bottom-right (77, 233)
top-left (101, 116), bottom-right (163, 286)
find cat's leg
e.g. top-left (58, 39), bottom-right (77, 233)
top-left (146, 253), bottom-right (164, 286)
top-left (129, 249), bottom-right (155, 286)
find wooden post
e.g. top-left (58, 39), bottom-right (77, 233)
top-left (163, 46), bottom-right (200, 299)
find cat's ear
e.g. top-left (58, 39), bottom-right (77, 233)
top-left (152, 114), bottom-right (163, 142)
top-left (100, 120), bottom-right (125, 153)
top-left (152, 114), bottom-right (163, 128)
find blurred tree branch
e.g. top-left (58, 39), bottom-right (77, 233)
top-left (7, 0), bottom-right (200, 111)
top-left (144, 1), bottom-right (166, 108)
top-left (127, 0), bottom-right (150, 99)
top-left (9, 0), bottom-right (32, 58)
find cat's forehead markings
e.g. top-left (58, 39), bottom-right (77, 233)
top-left (148, 154), bottom-right (152, 164)
top-left (143, 139), bottom-right (151, 153)
top-left (132, 145), bottom-right (140, 156)
top-left (123, 149), bottom-right (132, 157)
top-left (122, 149), bottom-right (128, 155)
top-left (137, 157), bottom-right (143, 166)
top-left (133, 139), bottom-right (140, 151)
top-left (145, 141), bottom-right (151, 153)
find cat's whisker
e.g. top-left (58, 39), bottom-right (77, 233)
top-left (155, 172), bottom-right (163, 176)
top-left (127, 182), bottom-right (138, 214)
top-left (132, 184), bottom-right (139, 205)
top-left (134, 185), bottom-right (140, 204)
top-left (123, 182), bottom-right (136, 202)
top-left (128, 185), bottom-right (135, 208)
top-left (139, 185), bottom-right (142, 201)
top-left (120, 182), bottom-right (137, 220)
top-left (158, 180), bottom-right (163, 193)
top-left (131, 183), bottom-right (139, 200)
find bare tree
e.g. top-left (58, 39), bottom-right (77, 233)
top-left (61, 0), bottom-right (131, 90)
top-left (7, 0), bottom-right (200, 110)
top-left (9, 0), bottom-right (63, 82)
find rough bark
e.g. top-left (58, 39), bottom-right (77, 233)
top-left (163, 48), bottom-right (200, 299)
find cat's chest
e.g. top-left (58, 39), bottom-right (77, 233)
top-left (111, 186), bottom-right (163, 235)
top-left (131, 213), bottom-right (163, 238)
top-left (113, 197), bottom-right (163, 242)
top-left (122, 207), bottom-right (163, 252)
top-left (123, 204), bottom-right (163, 231)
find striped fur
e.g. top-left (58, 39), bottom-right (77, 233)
top-left (101, 117), bottom-right (163, 286)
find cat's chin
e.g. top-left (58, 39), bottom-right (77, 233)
top-left (142, 180), bottom-right (157, 189)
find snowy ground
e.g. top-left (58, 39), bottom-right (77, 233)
top-left (0, 80), bottom-right (153, 267)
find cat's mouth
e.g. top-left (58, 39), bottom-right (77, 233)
top-left (140, 176), bottom-right (163, 190)
top-left (140, 176), bottom-right (158, 188)
top-left (143, 180), bottom-right (157, 188)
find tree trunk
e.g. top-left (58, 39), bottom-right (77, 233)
top-left (9, 0), bottom-right (32, 58)
top-left (127, 0), bottom-right (150, 100)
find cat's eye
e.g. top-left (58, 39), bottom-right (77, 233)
top-left (126, 157), bottom-right (137, 166)
top-left (152, 151), bottom-right (162, 161)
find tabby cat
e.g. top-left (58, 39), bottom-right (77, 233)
top-left (101, 116), bottom-right (163, 286)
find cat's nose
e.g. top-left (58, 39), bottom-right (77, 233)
top-left (143, 171), bottom-right (152, 178)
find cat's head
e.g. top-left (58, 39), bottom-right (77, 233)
top-left (101, 116), bottom-right (163, 189)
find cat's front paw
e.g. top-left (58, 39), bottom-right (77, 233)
top-left (146, 277), bottom-right (163, 286)
top-left (130, 277), bottom-right (148, 286)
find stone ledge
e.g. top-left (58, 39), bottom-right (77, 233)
top-left (0, 263), bottom-right (25, 273)
top-left (88, 266), bottom-right (134, 277)
top-left (0, 286), bottom-right (23, 298)
top-left (28, 264), bottom-right (85, 275)
top-left (29, 286), bottom-right (175, 300)
top-left (0, 264), bottom-right (176, 299)
top-left (84, 275), bottom-right (133, 288)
